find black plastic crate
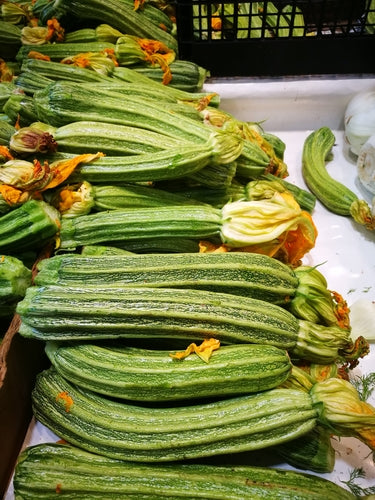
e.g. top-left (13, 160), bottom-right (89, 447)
top-left (176, 0), bottom-right (375, 77)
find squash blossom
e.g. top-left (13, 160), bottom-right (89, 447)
top-left (10, 125), bottom-right (57, 155)
top-left (0, 153), bottom-right (104, 207)
top-left (310, 377), bottom-right (375, 451)
top-left (115, 34), bottom-right (176, 84)
top-left (61, 50), bottom-right (118, 76)
top-left (21, 18), bottom-right (64, 45)
top-left (220, 190), bottom-right (318, 265)
top-left (47, 181), bottom-right (95, 218)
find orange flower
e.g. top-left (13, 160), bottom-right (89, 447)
top-left (56, 391), bottom-right (74, 412)
top-left (27, 51), bottom-right (51, 61)
top-left (170, 338), bottom-right (221, 363)
top-left (46, 18), bottom-right (65, 42)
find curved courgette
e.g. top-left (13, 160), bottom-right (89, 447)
top-left (32, 367), bottom-right (318, 462)
top-left (302, 127), bottom-right (375, 229)
top-left (45, 341), bottom-right (292, 401)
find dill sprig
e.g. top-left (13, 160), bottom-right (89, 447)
top-left (350, 372), bottom-right (375, 402)
top-left (341, 467), bottom-right (375, 497)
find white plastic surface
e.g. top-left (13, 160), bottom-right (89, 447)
top-left (6, 76), bottom-right (375, 498)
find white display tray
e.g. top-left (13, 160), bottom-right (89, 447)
top-left (6, 76), bottom-right (375, 497)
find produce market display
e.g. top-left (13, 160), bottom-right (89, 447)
top-left (1, 0), bottom-right (375, 498)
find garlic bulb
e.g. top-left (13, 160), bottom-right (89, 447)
top-left (357, 134), bottom-right (375, 195)
top-left (344, 90), bottom-right (375, 156)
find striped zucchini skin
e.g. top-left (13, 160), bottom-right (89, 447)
top-left (133, 60), bottom-right (208, 93)
top-left (16, 42), bottom-right (116, 63)
top-left (45, 342), bottom-right (292, 401)
top-left (0, 200), bottom-right (60, 253)
top-left (66, 147), bottom-right (214, 184)
top-left (111, 66), bottom-right (221, 108)
top-left (302, 127), bottom-right (358, 215)
top-left (20, 58), bottom-right (113, 85)
top-left (34, 252), bottom-right (299, 305)
top-left (17, 285), bottom-right (299, 346)
top-left (13, 443), bottom-right (356, 500)
top-left (34, 81), bottom-right (210, 141)
top-left (57, 0), bottom-right (178, 52)
top-left (32, 367), bottom-right (317, 462)
top-left (57, 205), bottom-right (223, 250)
top-left (54, 120), bottom-right (190, 155)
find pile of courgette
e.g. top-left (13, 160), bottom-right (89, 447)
top-left (1, 0), bottom-right (374, 498)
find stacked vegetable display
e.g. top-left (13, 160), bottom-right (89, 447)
top-left (1, 0), bottom-right (375, 498)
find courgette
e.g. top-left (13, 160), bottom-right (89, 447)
top-left (35, 0), bottom-right (178, 52)
top-left (32, 251), bottom-right (295, 306)
top-left (53, 127), bottom-right (241, 185)
top-left (45, 341), bottom-right (292, 401)
top-left (31, 367), bottom-right (375, 462)
top-left (0, 199), bottom-right (60, 254)
top-left (35, 252), bottom-right (343, 327)
top-left (31, 367), bottom-right (318, 461)
top-left (302, 127), bottom-right (375, 230)
top-left (16, 42), bottom-right (116, 64)
top-left (13, 442), bottom-right (357, 499)
top-left (32, 81), bottom-right (278, 178)
top-left (0, 254), bottom-right (32, 318)
top-left (17, 284), bottom-right (355, 363)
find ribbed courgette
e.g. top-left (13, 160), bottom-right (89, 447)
top-left (13, 442), bottom-right (357, 499)
top-left (34, 252), bottom-right (342, 327)
top-left (302, 127), bottom-right (375, 230)
top-left (0, 200), bottom-right (60, 254)
top-left (17, 284), bottom-right (354, 363)
top-left (34, 252), bottom-right (298, 304)
top-left (32, 81), bottom-right (277, 178)
top-left (32, 367), bottom-right (318, 461)
top-left (0, 254), bottom-right (32, 318)
top-left (45, 341), bottom-right (292, 401)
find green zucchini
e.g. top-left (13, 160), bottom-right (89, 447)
top-left (36, 0), bottom-right (178, 52)
top-left (302, 127), bottom-right (375, 229)
top-left (34, 252), bottom-right (298, 304)
top-left (0, 82), bottom-right (17, 113)
top-left (32, 366), bottom-right (318, 461)
top-left (14, 442), bottom-right (357, 499)
top-left (91, 183), bottom-right (207, 210)
top-left (0, 254), bottom-right (32, 318)
top-left (33, 81), bottom-right (275, 178)
top-left (20, 58), bottom-right (113, 85)
top-left (132, 60), bottom-right (210, 92)
top-left (0, 120), bottom-right (15, 146)
top-left (17, 284), bottom-right (354, 363)
top-left (33, 252), bottom-right (346, 327)
top-left (3, 92), bottom-right (38, 127)
top-left (32, 81), bottom-right (219, 141)
top-left (15, 70), bottom-right (53, 96)
top-left (0, 199), bottom-right (60, 254)
top-left (108, 237), bottom-right (201, 254)
top-left (0, 20), bottom-right (21, 48)
top-left (276, 425), bottom-right (335, 473)
top-left (112, 65), bottom-right (221, 108)
top-left (52, 120), bottom-right (191, 155)
top-left (45, 341), bottom-right (292, 401)
top-left (16, 42), bottom-right (117, 64)
top-left (50, 127), bottom-right (242, 185)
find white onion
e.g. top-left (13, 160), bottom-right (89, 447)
top-left (344, 90), bottom-right (375, 156)
top-left (349, 298), bottom-right (375, 341)
top-left (357, 134), bottom-right (375, 195)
